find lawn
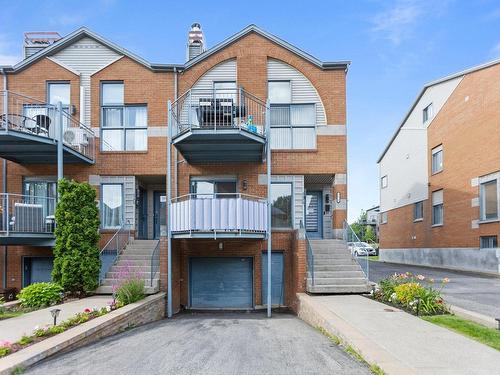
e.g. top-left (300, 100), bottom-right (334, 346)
top-left (0, 311), bottom-right (23, 321)
top-left (422, 315), bottom-right (500, 351)
top-left (368, 256), bottom-right (379, 261)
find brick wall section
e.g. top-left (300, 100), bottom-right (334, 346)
top-left (290, 230), bottom-right (307, 313)
top-left (380, 63), bottom-right (500, 250)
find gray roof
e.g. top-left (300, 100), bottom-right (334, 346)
top-left (377, 58), bottom-right (500, 163)
top-left (1, 25), bottom-right (350, 73)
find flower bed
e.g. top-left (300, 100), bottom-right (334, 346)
top-left (0, 302), bottom-right (122, 358)
top-left (371, 272), bottom-right (450, 316)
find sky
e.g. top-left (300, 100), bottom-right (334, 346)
top-left (0, 0), bottom-right (499, 222)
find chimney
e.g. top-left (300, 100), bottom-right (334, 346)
top-left (23, 32), bottom-right (61, 59)
top-left (186, 23), bottom-right (205, 61)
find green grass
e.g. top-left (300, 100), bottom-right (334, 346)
top-left (368, 256), bottom-right (379, 261)
top-left (0, 311), bottom-right (23, 320)
top-left (422, 315), bottom-right (500, 351)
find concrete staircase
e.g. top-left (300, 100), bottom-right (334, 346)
top-left (96, 239), bottom-right (160, 295)
top-left (307, 239), bottom-right (371, 294)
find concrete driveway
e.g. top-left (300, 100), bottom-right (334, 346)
top-left (26, 312), bottom-right (370, 375)
top-left (369, 261), bottom-right (500, 318)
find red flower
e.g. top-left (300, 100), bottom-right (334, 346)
top-left (84, 308), bottom-right (91, 313)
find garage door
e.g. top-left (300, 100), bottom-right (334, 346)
top-left (261, 252), bottom-right (284, 306)
top-left (190, 257), bottom-right (253, 309)
top-left (24, 257), bottom-right (54, 287)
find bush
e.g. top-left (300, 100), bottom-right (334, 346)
top-left (394, 282), bottom-right (425, 305)
top-left (17, 282), bottom-right (63, 308)
top-left (52, 179), bottom-right (101, 295)
top-left (116, 278), bottom-right (145, 305)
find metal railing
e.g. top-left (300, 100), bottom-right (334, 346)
top-left (0, 193), bottom-right (56, 236)
top-left (342, 220), bottom-right (369, 280)
top-left (170, 87), bottom-right (268, 137)
top-left (99, 221), bottom-right (131, 284)
top-left (299, 220), bottom-right (315, 286)
top-left (0, 90), bottom-right (95, 162)
top-left (150, 240), bottom-right (160, 287)
top-left (170, 193), bottom-right (267, 237)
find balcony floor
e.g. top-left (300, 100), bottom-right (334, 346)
top-left (172, 128), bottom-right (266, 163)
top-left (0, 130), bottom-right (93, 164)
top-left (0, 232), bottom-right (55, 246)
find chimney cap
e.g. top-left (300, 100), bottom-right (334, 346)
top-left (191, 23), bottom-right (201, 29)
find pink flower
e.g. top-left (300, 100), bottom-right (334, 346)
top-left (416, 275), bottom-right (425, 281)
top-left (0, 340), bottom-right (12, 348)
top-left (84, 308), bottom-right (91, 313)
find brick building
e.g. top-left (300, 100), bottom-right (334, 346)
top-left (378, 60), bottom-right (500, 274)
top-left (0, 24), bottom-right (360, 313)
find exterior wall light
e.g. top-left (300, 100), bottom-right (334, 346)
top-left (336, 192), bottom-right (341, 204)
top-left (218, 242), bottom-right (223, 250)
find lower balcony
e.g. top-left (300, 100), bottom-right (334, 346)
top-left (171, 194), bottom-right (267, 239)
top-left (0, 193), bottom-right (55, 246)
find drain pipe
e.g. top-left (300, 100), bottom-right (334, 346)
top-left (174, 67), bottom-right (178, 197)
top-left (1, 68), bottom-right (7, 289)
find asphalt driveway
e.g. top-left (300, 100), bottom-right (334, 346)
top-left (26, 312), bottom-right (370, 375)
top-left (369, 261), bottom-right (500, 318)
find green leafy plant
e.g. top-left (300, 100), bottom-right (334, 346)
top-left (394, 282), bottom-right (425, 305)
top-left (0, 347), bottom-right (10, 357)
top-left (17, 336), bottom-right (33, 346)
top-left (16, 282), bottom-right (63, 308)
top-left (0, 296), bottom-right (4, 314)
top-left (52, 179), bottom-right (101, 295)
top-left (116, 277), bottom-right (145, 305)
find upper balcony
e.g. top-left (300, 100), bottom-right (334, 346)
top-left (170, 193), bottom-right (267, 239)
top-left (0, 193), bottom-right (55, 246)
top-left (170, 88), bottom-right (268, 163)
top-left (0, 91), bottom-right (95, 164)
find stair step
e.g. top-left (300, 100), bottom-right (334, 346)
top-left (109, 265), bottom-right (152, 272)
top-left (106, 271), bottom-right (156, 278)
top-left (308, 277), bottom-right (369, 286)
top-left (314, 259), bottom-right (357, 265)
top-left (313, 265), bottom-right (361, 271)
top-left (100, 278), bottom-right (159, 287)
top-left (119, 255), bottom-right (152, 260)
top-left (307, 284), bottom-right (371, 294)
top-left (311, 271), bottom-right (366, 278)
top-left (95, 285), bottom-right (159, 295)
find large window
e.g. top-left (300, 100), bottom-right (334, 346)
top-left (269, 81), bottom-right (315, 149)
top-left (431, 145), bottom-right (443, 174)
top-left (480, 179), bottom-right (499, 221)
top-left (48, 82), bottom-right (70, 106)
top-left (190, 177), bottom-right (237, 198)
top-left (23, 178), bottom-right (57, 218)
top-left (101, 82), bottom-right (147, 151)
top-left (432, 190), bottom-right (443, 226)
top-left (213, 81), bottom-right (237, 100)
top-left (101, 184), bottom-right (123, 228)
top-left (480, 236), bottom-right (498, 249)
top-left (414, 201), bottom-right (423, 221)
top-left (271, 183), bottom-right (293, 228)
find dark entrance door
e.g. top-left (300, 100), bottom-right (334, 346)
top-left (23, 257), bottom-right (54, 287)
top-left (153, 191), bottom-right (166, 239)
top-left (305, 191), bottom-right (322, 238)
top-left (137, 187), bottom-right (147, 239)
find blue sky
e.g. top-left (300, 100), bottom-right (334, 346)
top-left (1, 0), bottom-right (499, 221)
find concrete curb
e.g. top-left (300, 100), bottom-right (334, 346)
top-left (449, 304), bottom-right (498, 329)
top-left (296, 293), bottom-right (418, 375)
top-left (0, 293), bottom-right (166, 375)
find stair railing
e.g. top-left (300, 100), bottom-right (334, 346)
top-left (300, 220), bottom-right (315, 286)
top-left (342, 220), bottom-right (369, 280)
top-left (99, 220), bottom-right (132, 284)
top-left (150, 241), bottom-right (160, 287)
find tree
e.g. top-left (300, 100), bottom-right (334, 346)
top-left (364, 225), bottom-right (376, 243)
top-left (52, 179), bottom-right (100, 295)
top-left (350, 211), bottom-right (367, 240)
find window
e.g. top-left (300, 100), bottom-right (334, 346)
top-left (380, 212), bottom-right (388, 224)
top-left (414, 201), bottom-right (423, 221)
top-left (381, 175), bottom-right (388, 189)
top-left (480, 179), bottom-right (499, 221)
top-left (432, 190), bottom-right (443, 226)
top-left (101, 184), bottom-right (123, 228)
top-left (431, 145), bottom-right (443, 174)
top-left (101, 82), bottom-right (147, 151)
top-left (271, 183), bottom-right (293, 228)
top-left (23, 178), bottom-right (57, 218)
top-left (213, 81), bottom-right (237, 100)
top-left (423, 103), bottom-right (433, 123)
top-left (480, 236), bottom-right (498, 249)
top-left (190, 177), bottom-right (237, 198)
top-left (48, 82), bottom-right (70, 106)
top-left (269, 81), bottom-right (291, 103)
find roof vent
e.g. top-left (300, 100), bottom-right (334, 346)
top-left (186, 23), bottom-right (205, 61)
top-left (24, 32), bottom-right (62, 59)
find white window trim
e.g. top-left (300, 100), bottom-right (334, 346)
top-left (423, 103), bottom-right (434, 124)
top-left (478, 172), bottom-right (500, 223)
top-left (431, 145), bottom-right (443, 174)
top-left (381, 175), bottom-right (388, 189)
top-left (380, 211), bottom-right (388, 224)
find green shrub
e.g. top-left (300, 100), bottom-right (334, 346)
top-left (394, 282), bottom-right (425, 305)
top-left (116, 278), bottom-right (145, 305)
top-left (0, 347), bottom-right (10, 357)
top-left (47, 325), bottom-right (66, 335)
top-left (17, 283), bottom-right (63, 308)
top-left (0, 296), bottom-right (4, 314)
top-left (52, 179), bottom-right (101, 295)
top-left (17, 336), bottom-right (33, 346)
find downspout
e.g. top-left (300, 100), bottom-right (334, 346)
top-left (1, 68), bottom-right (7, 289)
top-left (174, 67), bottom-right (178, 197)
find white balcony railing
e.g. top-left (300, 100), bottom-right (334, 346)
top-left (171, 193), bottom-right (267, 236)
top-left (0, 193), bottom-right (56, 236)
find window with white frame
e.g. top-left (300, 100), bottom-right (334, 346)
top-left (431, 145), bottom-right (443, 174)
top-left (269, 81), bottom-right (316, 150)
top-left (380, 212), bottom-right (388, 224)
top-left (423, 103), bottom-right (433, 123)
top-left (414, 201), bottom-right (423, 221)
top-left (381, 175), bottom-right (388, 189)
top-left (480, 236), bottom-right (498, 249)
top-left (271, 182), bottom-right (293, 228)
top-left (480, 178), bottom-right (499, 221)
top-left (432, 189), bottom-right (443, 226)
top-left (101, 82), bottom-right (147, 151)
top-left (101, 184), bottom-right (123, 228)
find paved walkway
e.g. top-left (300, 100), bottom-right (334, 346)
top-left (298, 294), bottom-right (500, 375)
top-left (368, 260), bottom-right (500, 318)
top-left (0, 296), bottom-right (112, 343)
top-left (25, 312), bottom-right (370, 375)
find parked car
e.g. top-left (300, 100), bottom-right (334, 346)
top-left (348, 242), bottom-right (377, 256)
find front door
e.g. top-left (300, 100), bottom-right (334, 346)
top-left (23, 257), bottom-right (54, 287)
top-left (137, 187), bottom-right (147, 239)
top-left (305, 191), bottom-right (322, 238)
top-left (153, 191), bottom-right (166, 239)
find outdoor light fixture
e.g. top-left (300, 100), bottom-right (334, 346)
top-left (218, 242), bottom-right (223, 250)
top-left (242, 179), bottom-right (248, 191)
top-left (336, 192), bottom-right (341, 204)
top-left (50, 308), bottom-right (61, 326)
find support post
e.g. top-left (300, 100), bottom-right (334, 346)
top-left (57, 102), bottom-right (63, 196)
top-left (167, 101), bottom-right (173, 318)
top-left (3, 90), bottom-right (8, 131)
top-left (266, 99), bottom-right (272, 318)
